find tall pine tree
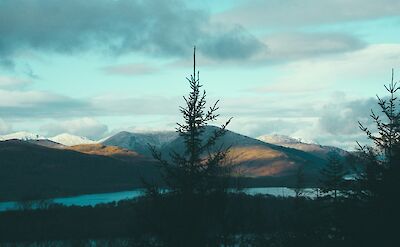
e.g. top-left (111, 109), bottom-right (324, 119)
top-left (354, 69), bottom-right (400, 245)
top-left (319, 152), bottom-right (346, 201)
top-left (150, 46), bottom-right (232, 196)
top-left (358, 69), bottom-right (400, 200)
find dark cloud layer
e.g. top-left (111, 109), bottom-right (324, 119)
top-left (202, 26), bottom-right (265, 60)
top-left (0, 0), bottom-right (264, 65)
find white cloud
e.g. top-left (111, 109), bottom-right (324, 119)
top-left (219, 93), bottom-right (381, 151)
top-left (101, 63), bottom-right (158, 76)
top-left (216, 0), bottom-right (400, 27)
top-left (0, 118), bottom-right (12, 134)
top-left (262, 32), bottom-right (365, 61)
top-left (0, 76), bottom-right (31, 89)
top-left (91, 94), bottom-right (180, 116)
top-left (40, 117), bottom-right (108, 140)
top-left (256, 44), bottom-right (400, 95)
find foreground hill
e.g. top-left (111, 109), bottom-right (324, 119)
top-left (0, 140), bottom-right (159, 202)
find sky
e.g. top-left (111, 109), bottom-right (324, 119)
top-left (0, 0), bottom-right (399, 150)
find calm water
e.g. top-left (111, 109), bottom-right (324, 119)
top-left (0, 187), bottom-right (316, 212)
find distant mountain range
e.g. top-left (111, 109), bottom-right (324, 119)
top-left (0, 128), bottom-right (349, 177)
top-left (158, 126), bottom-right (328, 177)
top-left (0, 127), bottom-right (350, 201)
top-left (93, 127), bottom-right (347, 177)
top-left (0, 131), bottom-right (45, 141)
top-left (0, 132), bottom-right (96, 146)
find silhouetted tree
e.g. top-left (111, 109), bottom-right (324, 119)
top-left (354, 69), bottom-right (400, 246)
top-left (319, 152), bottom-right (346, 201)
top-left (358, 69), bottom-right (400, 199)
top-left (150, 47), bottom-right (232, 196)
top-left (146, 47), bottom-right (232, 246)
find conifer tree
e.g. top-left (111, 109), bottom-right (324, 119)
top-left (353, 69), bottom-right (400, 245)
top-left (150, 46), bottom-right (232, 196)
top-left (319, 152), bottom-right (346, 200)
top-left (358, 69), bottom-right (400, 200)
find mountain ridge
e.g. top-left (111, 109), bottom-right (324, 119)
top-left (103, 126), bottom-right (328, 178)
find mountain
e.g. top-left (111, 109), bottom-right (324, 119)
top-left (104, 127), bottom-right (326, 179)
top-left (102, 131), bottom-right (178, 157)
top-left (257, 134), bottom-right (348, 159)
top-left (257, 134), bottom-right (301, 145)
top-left (0, 140), bottom-right (159, 202)
top-left (162, 126), bottom-right (326, 178)
top-left (49, 133), bottom-right (96, 146)
top-left (0, 131), bottom-right (45, 141)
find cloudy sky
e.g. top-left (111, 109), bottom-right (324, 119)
top-left (0, 0), bottom-right (399, 149)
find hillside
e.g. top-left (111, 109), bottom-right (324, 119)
top-left (27, 139), bottom-right (66, 149)
top-left (163, 126), bottom-right (325, 178)
top-left (67, 143), bottom-right (144, 163)
top-left (0, 140), bottom-right (160, 202)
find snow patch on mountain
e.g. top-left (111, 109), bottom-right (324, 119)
top-left (102, 130), bottom-right (179, 156)
top-left (257, 134), bottom-right (302, 145)
top-left (49, 133), bottom-right (96, 146)
top-left (0, 131), bottom-right (45, 141)
top-left (257, 134), bottom-right (348, 159)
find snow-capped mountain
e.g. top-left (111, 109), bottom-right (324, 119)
top-left (257, 134), bottom-right (348, 159)
top-left (49, 133), bottom-right (96, 146)
top-left (0, 131), bottom-right (45, 141)
top-left (258, 134), bottom-right (302, 145)
top-left (102, 131), bottom-right (178, 156)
